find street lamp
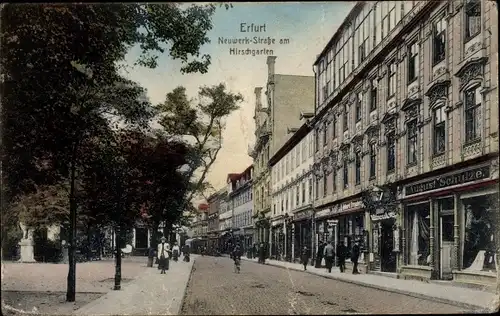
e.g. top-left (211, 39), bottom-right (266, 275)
top-left (371, 186), bottom-right (384, 204)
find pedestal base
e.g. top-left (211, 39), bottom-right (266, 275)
top-left (18, 239), bottom-right (36, 263)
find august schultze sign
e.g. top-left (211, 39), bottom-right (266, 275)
top-left (405, 166), bottom-right (490, 196)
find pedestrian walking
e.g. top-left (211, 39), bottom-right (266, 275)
top-left (336, 240), bottom-right (347, 273)
top-left (172, 243), bottom-right (180, 262)
top-left (301, 246), bottom-right (310, 271)
top-left (157, 237), bottom-right (169, 274)
top-left (258, 242), bottom-right (266, 264)
top-left (183, 245), bottom-right (191, 262)
top-left (351, 239), bottom-right (361, 274)
top-left (323, 241), bottom-right (335, 273)
top-left (252, 243), bottom-right (257, 259)
top-left (147, 246), bottom-right (155, 267)
top-left (315, 241), bottom-right (324, 268)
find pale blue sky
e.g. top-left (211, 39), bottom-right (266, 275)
top-left (121, 2), bottom-right (354, 191)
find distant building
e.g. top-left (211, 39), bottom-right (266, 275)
top-left (269, 121), bottom-right (315, 262)
top-left (227, 165), bottom-right (254, 252)
top-left (249, 56), bottom-right (315, 250)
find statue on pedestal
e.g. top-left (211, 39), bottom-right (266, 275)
top-left (18, 222), bottom-right (36, 262)
top-left (19, 222), bottom-right (33, 241)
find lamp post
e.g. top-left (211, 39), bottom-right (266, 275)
top-left (284, 213), bottom-right (292, 261)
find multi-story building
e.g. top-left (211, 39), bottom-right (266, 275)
top-left (311, 0), bottom-right (498, 287)
top-left (207, 189), bottom-right (226, 251)
top-left (189, 203), bottom-right (209, 253)
top-left (217, 189), bottom-right (232, 253)
top-left (227, 165), bottom-right (254, 253)
top-left (269, 120), bottom-right (315, 262)
top-left (249, 56), bottom-right (315, 249)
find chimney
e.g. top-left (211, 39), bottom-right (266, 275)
top-left (267, 56), bottom-right (277, 77)
top-left (254, 87), bottom-right (263, 109)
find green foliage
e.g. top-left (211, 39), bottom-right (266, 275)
top-left (155, 83), bottom-right (243, 205)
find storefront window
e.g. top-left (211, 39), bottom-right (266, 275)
top-left (406, 204), bottom-right (431, 266)
top-left (463, 194), bottom-right (497, 272)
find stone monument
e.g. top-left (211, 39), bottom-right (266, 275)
top-left (18, 222), bottom-right (36, 263)
top-left (61, 240), bottom-right (69, 264)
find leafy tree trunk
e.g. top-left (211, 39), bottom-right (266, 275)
top-left (114, 225), bottom-right (122, 290)
top-left (151, 221), bottom-right (159, 248)
top-left (66, 147), bottom-right (78, 302)
top-left (86, 224), bottom-right (92, 261)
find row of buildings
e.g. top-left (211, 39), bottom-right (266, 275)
top-left (191, 0), bottom-right (498, 288)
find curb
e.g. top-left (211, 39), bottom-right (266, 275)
top-left (176, 255), bottom-right (197, 315)
top-left (242, 258), bottom-right (490, 312)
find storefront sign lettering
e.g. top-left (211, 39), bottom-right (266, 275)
top-left (327, 219), bottom-right (338, 227)
top-left (370, 211), bottom-right (396, 221)
top-left (341, 200), bottom-right (363, 212)
top-left (405, 166), bottom-right (490, 196)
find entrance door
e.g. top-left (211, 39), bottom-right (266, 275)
top-left (380, 221), bottom-right (396, 272)
top-left (440, 214), bottom-right (454, 280)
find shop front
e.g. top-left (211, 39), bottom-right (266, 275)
top-left (400, 161), bottom-right (498, 285)
top-left (270, 217), bottom-right (284, 260)
top-left (315, 199), bottom-right (368, 270)
top-left (242, 226), bottom-right (254, 256)
top-left (292, 207), bottom-right (313, 263)
top-left (369, 208), bottom-right (399, 273)
top-left (362, 186), bottom-right (400, 274)
top-left (255, 212), bottom-right (270, 257)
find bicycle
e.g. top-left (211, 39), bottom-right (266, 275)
top-left (233, 257), bottom-right (241, 273)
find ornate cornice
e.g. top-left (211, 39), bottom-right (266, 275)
top-left (339, 140), bottom-right (351, 151)
top-left (381, 111), bottom-right (399, 124)
top-left (425, 80), bottom-right (450, 109)
top-left (454, 57), bottom-right (488, 91)
top-left (351, 133), bottom-right (364, 146)
top-left (401, 97), bottom-right (422, 112)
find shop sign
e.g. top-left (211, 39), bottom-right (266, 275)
top-left (294, 209), bottom-right (313, 221)
top-left (404, 165), bottom-right (490, 196)
top-left (340, 200), bottom-right (363, 213)
top-left (370, 211), bottom-right (397, 221)
top-left (327, 219), bottom-right (338, 227)
top-left (315, 208), bottom-right (332, 218)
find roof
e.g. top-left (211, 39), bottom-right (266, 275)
top-left (228, 164), bottom-right (253, 184)
top-left (313, 2), bottom-right (364, 66)
top-left (197, 203), bottom-right (209, 211)
top-left (227, 173), bottom-right (240, 183)
top-left (269, 122), bottom-right (311, 166)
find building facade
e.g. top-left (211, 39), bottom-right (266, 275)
top-left (207, 190), bottom-right (225, 251)
top-left (187, 203), bottom-right (208, 253)
top-left (227, 165), bottom-right (254, 253)
top-left (311, 0), bottom-right (498, 286)
top-left (249, 56), bottom-right (315, 250)
top-left (217, 189), bottom-right (232, 253)
top-left (269, 123), bottom-right (315, 262)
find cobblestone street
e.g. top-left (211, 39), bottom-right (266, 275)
top-left (181, 256), bottom-right (469, 315)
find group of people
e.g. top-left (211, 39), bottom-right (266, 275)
top-left (152, 237), bottom-right (191, 274)
top-left (316, 239), bottom-right (361, 274)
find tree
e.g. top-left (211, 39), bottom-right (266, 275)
top-left (1, 3), bottom-right (227, 301)
top-left (154, 84), bottom-right (243, 232)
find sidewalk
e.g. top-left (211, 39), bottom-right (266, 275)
top-left (73, 256), bottom-right (196, 315)
top-left (241, 256), bottom-right (499, 312)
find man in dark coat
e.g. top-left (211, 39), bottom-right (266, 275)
top-left (323, 241), bottom-right (335, 273)
top-left (336, 240), bottom-right (347, 273)
top-left (315, 241), bottom-right (324, 268)
top-left (301, 246), bottom-right (310, 271)
top-left (351, 239), bottom-right (361, 274)
top-left (258, 242), bottom-right (266, 264)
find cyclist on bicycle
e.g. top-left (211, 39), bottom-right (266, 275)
top-left (232, 243), bottom-right (242, 271)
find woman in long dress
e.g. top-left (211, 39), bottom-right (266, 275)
top-left (157, 237), bottom-right (170, 274)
